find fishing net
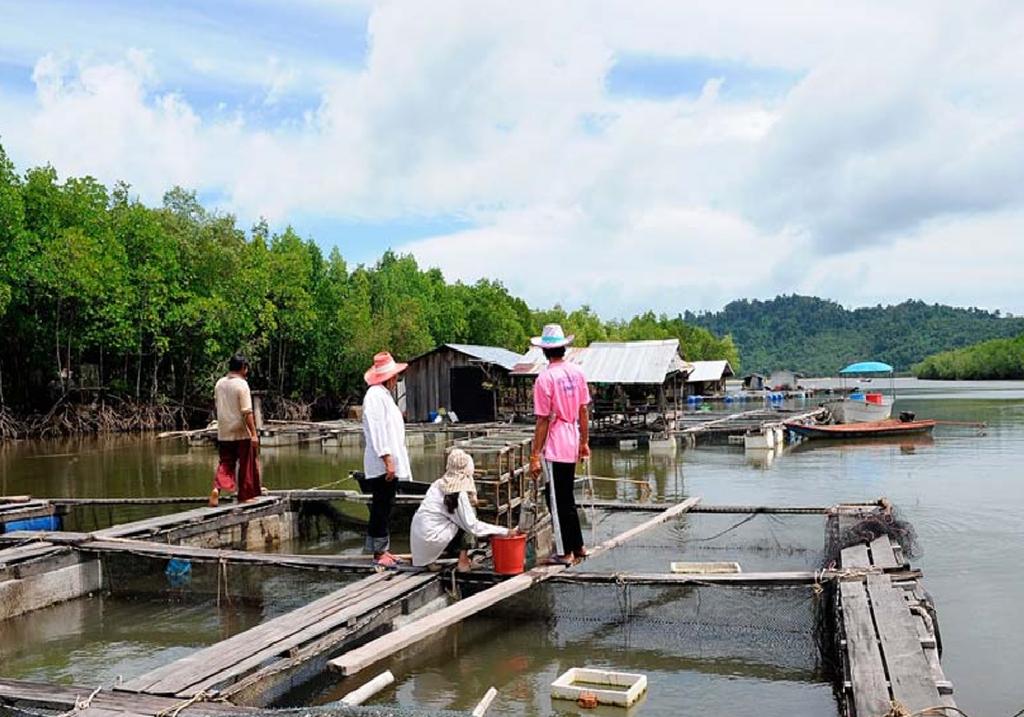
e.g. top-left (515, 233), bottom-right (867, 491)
top-left (578, 510), bottom-right (828, 573)
top-left (822, 501), bottom-right (921, 569)
top-left (292, 582), bottom-right (839, 717)
top-left (101, 551), bottom-right (363, 614)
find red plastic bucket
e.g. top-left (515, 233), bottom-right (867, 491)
top-left (865, 393), bottom-right (883, 405)
top-left (491, 534), bottom-right (527, 575)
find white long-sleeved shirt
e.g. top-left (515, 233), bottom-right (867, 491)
top-left (362, 384), bottom-right (411, 479)
top-left (411, 481), bottom-right (508, 566)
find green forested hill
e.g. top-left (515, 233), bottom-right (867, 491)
top-left (914, 334), bottom-right (1024, 380)
top-left (686, 296), bottom-right (1024, 375)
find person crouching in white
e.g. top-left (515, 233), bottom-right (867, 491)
top-left (411, 449), bottom-right (516, 571)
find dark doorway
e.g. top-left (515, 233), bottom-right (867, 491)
top-left (449, 365), bottom-right (496, 422)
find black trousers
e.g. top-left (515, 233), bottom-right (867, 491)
top-left (547, 461), bottom-right (584, 556)
top-left (364, 475), bottom-right (397, 554)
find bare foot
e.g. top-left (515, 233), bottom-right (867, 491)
top-left (208, 488), bottom-right (219, 508)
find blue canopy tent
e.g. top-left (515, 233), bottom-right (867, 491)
top-left (839, 361), bottom-right (894, 374)
top-left (838, 361), bottom-right (896, 402)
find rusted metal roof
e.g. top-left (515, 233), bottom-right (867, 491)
top-left (511, 340), bottom-right (691, 384)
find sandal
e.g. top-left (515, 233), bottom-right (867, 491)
top-left (545, 555), bottom-right (573, 566)
top-left (382, 551), bottom-right (406, 564)
top-left (374, 554), bottom-right (399, 569)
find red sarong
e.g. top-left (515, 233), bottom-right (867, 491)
top-left (215, 439), bottom-right (262, 502)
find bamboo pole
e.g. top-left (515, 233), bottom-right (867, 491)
top-left (340, 670), bottom-right (395, 705)
top-left (471, 687), bottom-right (498, 717)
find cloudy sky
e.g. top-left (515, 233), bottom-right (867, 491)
top-left (1, 0), bottom-right (1022, 317)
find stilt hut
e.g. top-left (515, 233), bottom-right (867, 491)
top-left (685, 360), bottom-right (735, 396)
top-left (403, 344), bottom-right (523, 423)
top-left (510, 340), bottom-right (692, 429)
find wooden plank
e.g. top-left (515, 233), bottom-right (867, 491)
top-left (178, 574), bottom-right (437, 697)
top-left (77, 539), bottom-right (403, 574)
top-left (866, 574), bottom-right (942, 712)
top-left (277, 490), bottom-right (836, 515)
top-left (1, 531), bottom-right (93, 545)
top-left (122, 573), bottom-right (396, 693)
top-left (0, 502), bottom-right (56, 523)
top-left (330, 496), bottom-right (701, 676)
top-left (0, 542), bottom-right (60, 566)
top-left (911, 610), bottom-right (957, 708)
top-left (839, 580), bottom-right (891, 717)
top-left (93, 497), bottom-right (279, 539)
top-left (842, 544), bottom-right (871, 569)
top-left (550, 570), bottom-right (822, 586)
top-left (0, 678), bottom-right (257, 716)
top-left (869, 535), bottom-right (900, 569)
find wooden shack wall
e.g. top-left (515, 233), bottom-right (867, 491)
top-left (406, 347), bottom-right (496, 422)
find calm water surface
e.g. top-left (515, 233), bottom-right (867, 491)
top-left (1, 379), bottom-right (1021, 715)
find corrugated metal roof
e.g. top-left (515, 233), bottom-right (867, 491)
top-left (511, 346), bottom-right (587, 377)
top-left (444, 344), bottom-right (524, 371)
top-left (511, 339), bottom-right (687, 384)
top-left (686, 360), bottom-right (735, 383)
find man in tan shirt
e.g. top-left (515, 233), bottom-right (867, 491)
top-left (211, 354), bottom-right (261, 506)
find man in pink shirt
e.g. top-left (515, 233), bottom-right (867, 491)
top-left (530, 324), bottom-right (591, 564)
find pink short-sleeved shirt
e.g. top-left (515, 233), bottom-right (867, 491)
top-left (533, 360), bottom-right (591, 463)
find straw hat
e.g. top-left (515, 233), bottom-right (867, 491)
top-left (364, 351), bottom-right (408, 386)
top-left (530, 323), bottom-right (574, 349)
top-left (439, 449), bottom-right (477, 495)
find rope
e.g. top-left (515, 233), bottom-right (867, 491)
top-left (885, 702), bottom-right (974, 717)
top-left (52, 685), bottom-right (102, 717)
top-left (309, 476), bottom-right (352, 492)
top-left (154, 690), bottom-right (217, 717)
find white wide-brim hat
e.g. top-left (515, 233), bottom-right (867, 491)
top-left (440, 448), bottom-right (477, 495)
top-left (364, 351), bottom-right (408, 386)
top-left (530, 323), bottom-right (574, 349)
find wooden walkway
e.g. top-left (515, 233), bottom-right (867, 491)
top-left (119, 571), bottom-right (440, 703)
top-left (0, 679), bottom-right (257, 717)
top-left (673, 407), bottom-right (827, 444)
top-left (0, 499), bottom-right (61, 528)
top-left (838, 542), bottom-right (956, 716)
top-left (92, 496), bottom-right (282, 540)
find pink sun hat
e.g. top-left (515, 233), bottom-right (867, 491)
top-left (530, 323), bottom-right (575, 349)
top-left (364, 351), bottom-right (408, 386)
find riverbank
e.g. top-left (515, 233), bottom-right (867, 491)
top-left (913, 333), bottom-right (1024, 380)
top-left (0, 400), bottom-right (185, 441)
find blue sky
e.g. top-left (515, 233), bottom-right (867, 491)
top-left (1, 1), bottom-right (1022, 315)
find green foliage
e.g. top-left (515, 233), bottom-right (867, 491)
top-left (914, 334), bottom-right (1024, 380)
top-left (687, 295), bottom-right (1024, 375)
top-left (0, 143), bottom-right (740, 412)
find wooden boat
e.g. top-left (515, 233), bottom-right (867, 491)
top-left (828, 361), bottom-right (896, 423)
top-left (785, 418), bottom-right (936, 440)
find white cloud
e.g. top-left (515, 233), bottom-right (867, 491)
top-left (0, 0), bottom-right (1022, 314)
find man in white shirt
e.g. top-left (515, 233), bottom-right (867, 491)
top-left (211, 354), bottom-right (261, 507)
top-left (361, 351), bottom-right (411, 568)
